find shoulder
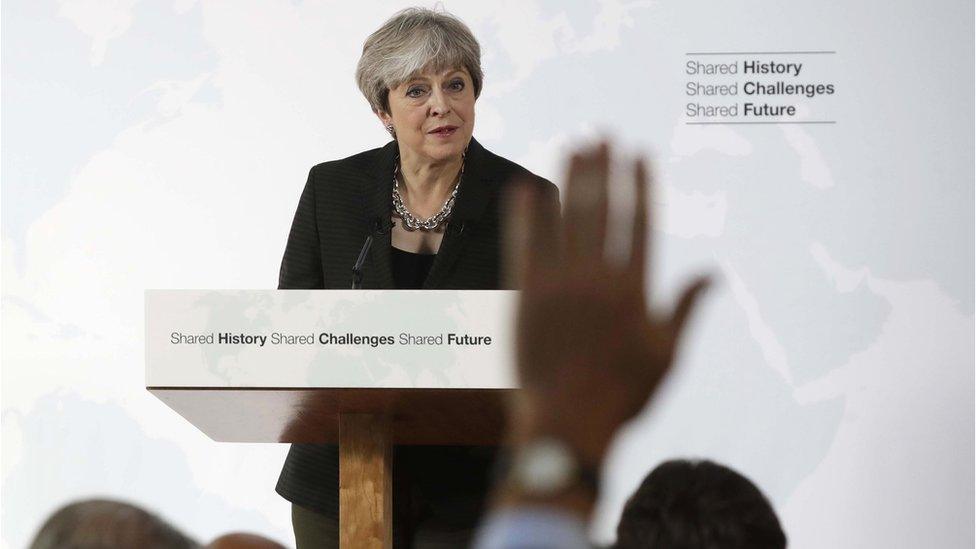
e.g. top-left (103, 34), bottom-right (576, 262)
top-left (307, 144), bottom-right (388, 182)
top-left (299, 143), bottom-right (395, 210)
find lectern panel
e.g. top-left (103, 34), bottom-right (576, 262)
top-left (147, 387), bottom-right (511, 445)
top-left (146, 290), bottom-right (517, 389)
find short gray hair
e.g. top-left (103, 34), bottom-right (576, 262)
top-left (356, 7), bottom-right (483, 114)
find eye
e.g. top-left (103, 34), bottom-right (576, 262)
top-left (406, 86), bottom-right (427, 98)
top-left (448, 79), bottom-right (465, 91)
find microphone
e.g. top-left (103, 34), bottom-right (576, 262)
top-left (351, 234), bottom-right (372, 289)
top-left (374, 217), bottom-right (393, 235)
top-left (448, 220), bottom-right (466, 235)
top-left (351, 217), bottom-right (391, 289)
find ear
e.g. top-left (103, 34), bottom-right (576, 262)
top-left (374, 108), bottom-right (392, 128)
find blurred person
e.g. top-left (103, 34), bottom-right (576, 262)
top-left (206, 532), bottom-right (287, 549)
top-left (275, 6), bottom-right (557, 548)
top-left (29, 498), bottom-right (198, 549)
top-left (30, 498), bottom-right (288, 549)
top-left (614, 459), bottom-right (786, 549)
top-left (474, 141), bottom-right (711, 548)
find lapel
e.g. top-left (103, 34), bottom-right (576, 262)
top-left (362, 137), bottom-right (494, 289)
top-left (363, 141), bottom-right (398, 289)
top-left (424, 137), bottom-right (493, 289)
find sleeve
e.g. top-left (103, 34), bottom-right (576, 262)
top-left (473, 507), bottom-right (592, 549)
top-left (278, 167), bottom-right (325, 289)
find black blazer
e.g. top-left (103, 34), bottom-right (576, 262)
top-left (275, 137), bottom-right (558, 517)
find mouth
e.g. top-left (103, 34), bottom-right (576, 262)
top-left (428, 125), bottom-right (459, 137)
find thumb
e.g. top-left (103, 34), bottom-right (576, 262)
top-left (669, 275), bottom-right (712, 345)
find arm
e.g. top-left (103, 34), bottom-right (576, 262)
top-left (478, 143), bottom-right (710, 547)
top-left (279, 167), bottom-right (324, 289)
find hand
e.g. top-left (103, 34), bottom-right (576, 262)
top-left (506, 142), bottom-right (710, 469)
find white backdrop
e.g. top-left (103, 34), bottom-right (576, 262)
top-left (3, 1), bottom-right (973, 547)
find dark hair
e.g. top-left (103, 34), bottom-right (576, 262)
top-left (29, 498), bottom-right (198, 549)
top-left (615, 459), bottom-right (787, 549)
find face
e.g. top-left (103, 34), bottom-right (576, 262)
top-left (377, 67), bottom-right (476, 163)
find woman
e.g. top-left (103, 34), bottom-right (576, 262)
top-left (275, 7), bottom-right (559, 548)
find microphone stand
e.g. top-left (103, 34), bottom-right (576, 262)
top-left (351, 234), bottom-right (373, 289)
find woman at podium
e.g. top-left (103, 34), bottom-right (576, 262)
top-left (275, 7), bottom-right (558, 548)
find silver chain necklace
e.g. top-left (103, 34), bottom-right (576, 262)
top-left (392, 154), bottom-right (464, 232)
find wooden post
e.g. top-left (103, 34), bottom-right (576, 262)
top-left (339, 413), bottom-right (393, 549)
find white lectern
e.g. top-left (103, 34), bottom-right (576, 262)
top-left (146, 290), bottom-right (517, 548)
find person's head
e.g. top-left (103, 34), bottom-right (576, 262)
top-left (205, 532), bottom-right (285, 549)
top-left (356, 7), bottom-right (482, 163)
top-left (615, 459), bottom-right (787, 549)
top-left (30, 498), bottom-right (198, 549)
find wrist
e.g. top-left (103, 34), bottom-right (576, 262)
top-left (494, 437), bottom-right (600, 518)
top-left (509, 393), bottom-right (613, 469)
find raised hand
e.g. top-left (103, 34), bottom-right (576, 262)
top-left (506, 142), bottom-right (710, 469)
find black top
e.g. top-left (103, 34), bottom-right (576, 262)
top-left (391, 245), bottom-right (436, 289)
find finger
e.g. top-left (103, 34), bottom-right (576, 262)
top-left (564, 142), bottom-right (609, 261)
top-left (668, 275), bottom-right (712, 345)
top-left (502, 180), bottom-right (533, 289)
top-left (531, 179), bottom-right (563, 272)
top-left (628, 157), bottom-right (650, 285)
top-left (503, 178), bottom-right (561, 289)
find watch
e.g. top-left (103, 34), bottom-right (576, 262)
top-left (508, 437), bottom-right (600, 497)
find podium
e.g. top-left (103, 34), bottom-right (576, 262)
top-left (146, 290), bottom-right (516, 548)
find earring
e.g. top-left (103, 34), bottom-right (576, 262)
top-left (385, 124), bottom-right (396, 138)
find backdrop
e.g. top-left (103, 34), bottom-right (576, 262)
top-left (3, 1), bottom-right (973, 547)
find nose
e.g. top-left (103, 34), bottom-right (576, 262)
top-left (429, 88), bottom-right (451, 117)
